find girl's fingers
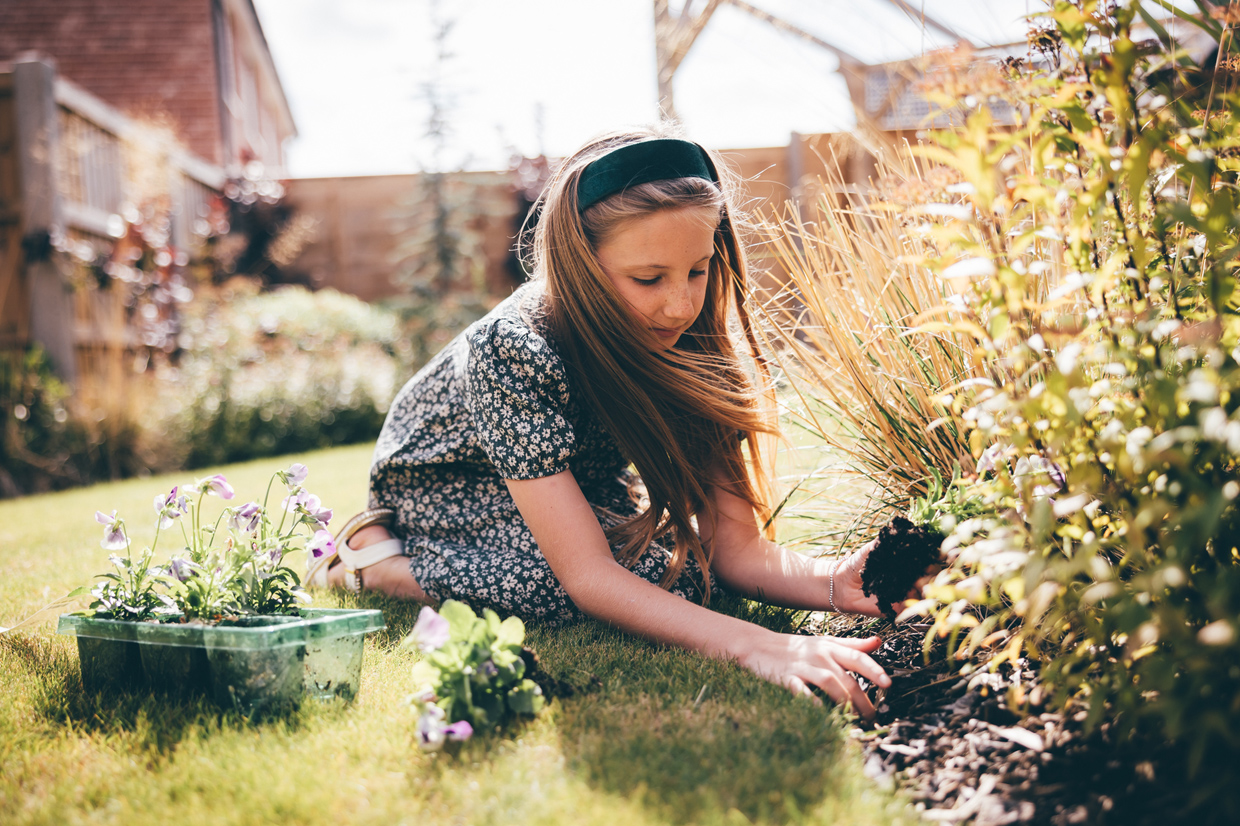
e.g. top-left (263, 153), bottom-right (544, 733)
top-left (823, 630), bottom-right (882, 649)
top-left (755, 634), bottom-right (891, 720)
top-left (780, 663), bottom-right (864, 716)
top-left (830, 644), bottom-right (892, 689)
top-left (811, 666), bottom-right (876, 719)
top-left (783, 674), bottom-right (823, 706)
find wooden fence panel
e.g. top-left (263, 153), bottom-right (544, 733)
top-left (0, 74), bottom-right (27, 351)
top-left (57, 106), bottom-right (125, 234)
top-left (0, 59), bottom-right (225, 387)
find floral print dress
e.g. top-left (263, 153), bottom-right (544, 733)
top-left (369, 282), bottom-right (710, 625)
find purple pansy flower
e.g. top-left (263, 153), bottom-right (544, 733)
top-left (305, 496), bottom-right (333, 527)
top-left (416, 704), bottom-right (447, 751)
top-left (153, 485), bottom-right (187, 529)
top-left (254, 544), bottom-right (284, 578)
top-left (1016, 455), bottom-right (1066, 497)
top-left (282, 491), bottom-right (332, 527)
top-left (976, 443), bottom-right (1007, 476)
top-left (306, 529), bottom-right (336, 560)
top-left (167, 557), bottom-right (194, 582)
top-left (228, 502), bottom-right (262, 533)
top-left (410, 605), bottom-right (450, 652)
top-left (1040, 457), bottom-right (1067, 490)
top-left (283, 462), bottom-right (308, 487)
top-left (443, 721), bottom-right (473, 742)
top-left (196, 474), bottom-right (235, 499)
top-left (94, 510), bottom-right (127, 551)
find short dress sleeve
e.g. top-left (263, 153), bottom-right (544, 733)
top-left (465, 317), bottom-right (578, 480)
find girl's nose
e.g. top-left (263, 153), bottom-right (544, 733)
top-left (664, 282), bottom-right (696, 322)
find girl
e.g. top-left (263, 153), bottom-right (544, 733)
top-left (308, 126), bottom-right (894, 718)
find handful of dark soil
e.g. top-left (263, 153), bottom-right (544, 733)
top-left (859, 516), bottom-right (944, 618)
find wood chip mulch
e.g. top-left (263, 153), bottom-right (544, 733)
top-left (799, 615), bottom-right (1231, 826)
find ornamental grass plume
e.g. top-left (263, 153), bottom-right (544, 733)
top-left (752, 150), bottom-right (987, 541)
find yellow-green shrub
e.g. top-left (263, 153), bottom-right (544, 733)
top-left (899, 1), bottom-right (1240, 802)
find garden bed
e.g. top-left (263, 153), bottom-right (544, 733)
top-left (804, 615), bottom-right (1231, 825)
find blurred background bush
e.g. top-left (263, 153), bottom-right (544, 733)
top-left (152, 282), bottom-right (410, 469)
top-left (0, 284), bottom-right (411, 496)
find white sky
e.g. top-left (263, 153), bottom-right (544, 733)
top-left (251, 0), bottom-right (1037, 179)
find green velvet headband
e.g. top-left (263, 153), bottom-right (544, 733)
top-left (576, 138), bottom-right (719, 211)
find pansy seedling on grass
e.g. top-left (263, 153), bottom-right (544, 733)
top-left (403, 601), bottom-right (545, 750)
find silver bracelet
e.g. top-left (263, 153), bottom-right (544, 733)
top-left (828, 558), bottom-right (840, 613)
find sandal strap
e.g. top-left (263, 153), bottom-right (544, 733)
top-left (334, 507), bottom-right (396, 547)
top-left (339, 537), bottom-right (405, 571)
top-left (341, 538), bottom-right (404, 594)
top-left (307, 507), bottom-right (397, 589)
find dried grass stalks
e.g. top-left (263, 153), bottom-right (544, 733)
top-left (752, 153), bottom-right (985, 537)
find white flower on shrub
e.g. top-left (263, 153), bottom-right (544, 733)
top-left (1125, 426), bottom-right (1154, 458)
top-left (1199, 407), bottom-right (1240, 452)
top-left (1055, 342), bottom-right (1083, 375)
top-left (1180, 370), bottom-right (1220, 404)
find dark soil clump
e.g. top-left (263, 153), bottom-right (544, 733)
top-left (860, 516), bottom-right (943, 617)
top-left (520, 646), bottom-right (589, 699)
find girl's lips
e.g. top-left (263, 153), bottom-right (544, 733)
top-left (651, 327), bottom-right (681, 339)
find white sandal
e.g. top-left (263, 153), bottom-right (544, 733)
top-left (306, 507), bottom-right (405, 593)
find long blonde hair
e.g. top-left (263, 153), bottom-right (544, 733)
top-left (530, 126), bottom-right (778, 599)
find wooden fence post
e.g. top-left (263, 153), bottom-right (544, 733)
top-left (14, 57), bottom-right (76, 383)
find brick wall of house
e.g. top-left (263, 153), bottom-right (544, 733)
top-left (0, 0), bottom-right (224, 164)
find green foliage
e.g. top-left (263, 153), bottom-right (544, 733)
top-left (884, 0), bottom-right (1240, 803)
top-left (406, 600), bottom-right (545, 738)
top-left (1, 286), bottom-right (411, 498)
top-left (906, 466), bottom-right (989, 536)
top-left (0, 347), bottom-right (145, 497)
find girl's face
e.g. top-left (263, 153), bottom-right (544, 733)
top-left (594, 206), bottom-right (717, 350)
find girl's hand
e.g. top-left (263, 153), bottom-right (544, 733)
top-left (735, 630), bottom-right (891, 719)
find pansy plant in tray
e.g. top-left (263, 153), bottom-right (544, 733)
top-left (82, 463), bottom-right (334, 622)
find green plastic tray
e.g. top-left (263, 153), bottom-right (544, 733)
top-left (57, 608), bottom-right (385, 714)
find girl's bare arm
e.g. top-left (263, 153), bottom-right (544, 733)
top-left (505, 470), bottom-right (891, 718)
top-left (701, 480), bottom-right (887, 616)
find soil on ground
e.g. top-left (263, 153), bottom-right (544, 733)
top-left (800, 614), bottom-right (1235, 825)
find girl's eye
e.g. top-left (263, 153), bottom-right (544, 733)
top-left (689, 268), bottom-right (708, 278)
top-left (633, 277), bottom-right (660, 286)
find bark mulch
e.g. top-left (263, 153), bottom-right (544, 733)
top-left (803, 615), bottom-right (1234, 826)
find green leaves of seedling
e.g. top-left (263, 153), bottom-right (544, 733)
top-left (405, 600), bottom-right (545, 736)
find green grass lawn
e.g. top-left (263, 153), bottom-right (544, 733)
top-left (0, 444), bottom-right (910, 826)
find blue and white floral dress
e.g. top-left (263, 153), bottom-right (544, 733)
top-left (369, 282), bottom-right (710, 624)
